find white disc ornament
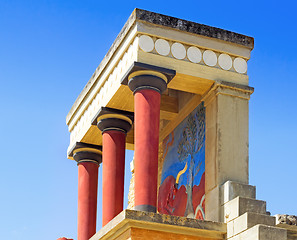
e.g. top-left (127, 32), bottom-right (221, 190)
top-left (171, 42), bottom-right (186, 60)
top-left (203, 50), bottom-right (217, 66)
top-left (187, 46), bottom-right (202, 63)
top-left (218, 53), bottom-right (232, 70)
top-left (155, 39), bottom-right (170, 56)
top-left (233, 57), bottom-right (247, 74)
top-left (139, 35), bottom-right (154, 52)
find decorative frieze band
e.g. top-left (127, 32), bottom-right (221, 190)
top-left (138, 34), bottom-right (248, 74)
top-left (68, 33), bottom-right (250, 149)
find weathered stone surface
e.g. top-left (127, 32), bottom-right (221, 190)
top-left (227, 212), bottom-right (275, 238)
top-left (228, 224), bottom-right (287, 240)
top-left (205, 85), bottom-right (253, 222)
top-left (205, 185), bottom-right (221, 222)
top-left (222, 181), bottom-right (256, 205)
top-left (124, 210), bottom-right (226, 230)
top-left (90, 210), bottom-right (226, 240)
top-left (135, 9), bottom-right (254, 49)
top-left (276, 214), bottom-right (297, 226)
top-left (223, 197), bottom-right (266, 223)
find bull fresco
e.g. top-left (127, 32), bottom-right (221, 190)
top-left (158, 103), bottom-right (205, 219)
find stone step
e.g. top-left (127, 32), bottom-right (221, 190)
top-left (224, 196), bottom-right (266, 223)
top-left (227, 212), bottom-right (276, 238)
top-left (222, 181), bottom-right (256, 205)
top-left (228, 224), bottom-right (287, 240)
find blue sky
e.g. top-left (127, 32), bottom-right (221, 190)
top-left (0, 0), bottom-right (296, 239)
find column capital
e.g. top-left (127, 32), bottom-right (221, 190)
top-left (203, 81), bottom-right (254, 107)
top-left (121, 62), bottom-right (176, 94)
top-left (92, 107), bottom-right (134, 134)
top-left (68, 142), bottom-right (102, 165)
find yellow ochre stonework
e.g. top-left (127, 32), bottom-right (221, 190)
top-left (90, 210), bottom-right (226, 240)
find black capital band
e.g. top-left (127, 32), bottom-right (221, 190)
top-left (97, 117), bottom-right (132, 134)
top-left (73, 151), bottom-right (102, 165)
top-left (128, 75), bottom-right (167, 94)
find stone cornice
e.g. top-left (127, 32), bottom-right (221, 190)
top-left (203, 81), bottom-right (254, 107)
top-left (135, 9), bottom-right (254, 49)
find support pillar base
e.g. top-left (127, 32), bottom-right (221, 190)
top-left (134, 205), bottom-right (156, 213)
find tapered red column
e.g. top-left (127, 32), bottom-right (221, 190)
top-left (70, 142), bottom-right (102, 240)
top-left (134, 89), bottom-right (161, 212)
top-left (102, 130), bottom-right (125, 226)
top-left (93, 107), bottom-right (133, 226)
top-left (128, 71), bottom-right (168, 212)
top-left (77, 162), bottom-right (98, 240)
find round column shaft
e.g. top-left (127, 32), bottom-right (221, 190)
top-left (96, 109), bottom-right (133, 226)
top-left (73, 146), bottom-right (102, 240)
top-left (102, 130), bottom-right (125, 226)
top-left (77, 162), bottom-right (98, 240)
top-left (128, 72), bottom-right (167, 212)
top-left (134, 89), bottom-right (161, 212)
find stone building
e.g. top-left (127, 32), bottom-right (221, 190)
top-left (60, 9), bottom-right (297, 240)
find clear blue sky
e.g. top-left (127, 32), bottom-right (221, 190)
top-left (0, 1), bottom-right (296, 239)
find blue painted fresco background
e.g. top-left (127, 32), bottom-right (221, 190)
top-left (161, 103), bottom-right (205, 190)
top-left (158, 102), bottom-right (206, 218)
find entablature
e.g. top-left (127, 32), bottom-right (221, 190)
top-left (66, 9), bottom-right (254, 158)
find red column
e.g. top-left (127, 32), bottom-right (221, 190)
top-left (77, 162), bottom-right (98, 240)
top-left (102, 130), bottom-right (126, 226)
top-left (127, 71), bottom-right (169, 212)
top-left (94, 107), bottom-right (133, 226)
top-left (134, 89), bottom-right (161, 212)
top-left (71, 142), bottom-right (102, 240)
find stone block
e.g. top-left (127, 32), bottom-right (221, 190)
top-left (222, 181), bottom-right (256, 205)
top-left (227, 219), bottom-right (235, 237)
top-left (90, 210), bottom-right (226, 240)
top-left (224, 197), bottom-right (266, 223)
top-left (227, 212), bottom-right (275, 238)
top-left (205, 185), bottom-right (222, 222)
top-left (228, 224), bottom-right (287, 240)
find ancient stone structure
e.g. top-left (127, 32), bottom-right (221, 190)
top-left (276, 215), bottom-right (297, 240)
top-left (63, 9), bottom-right (297, 240)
